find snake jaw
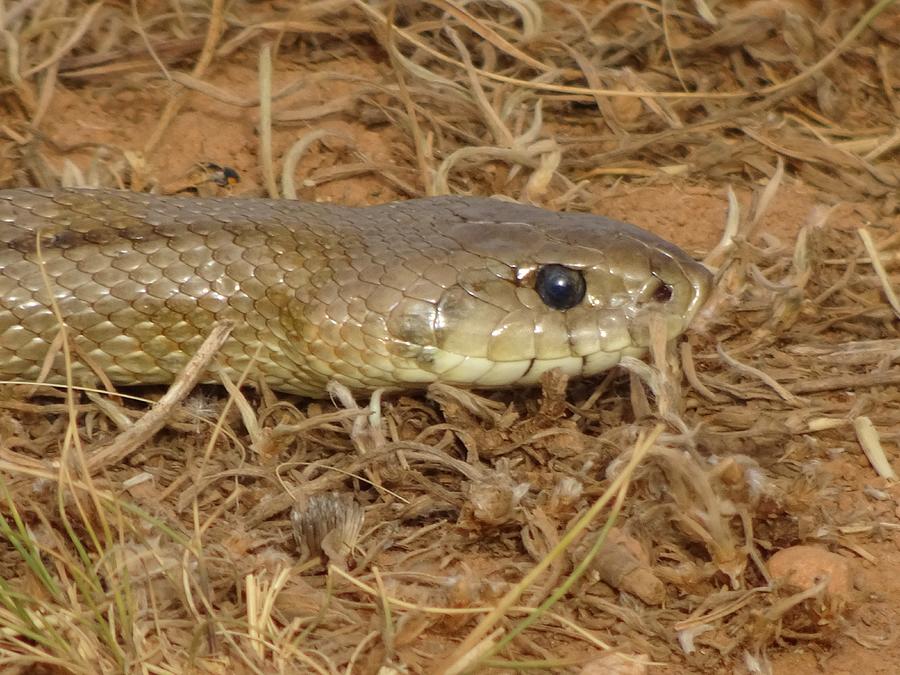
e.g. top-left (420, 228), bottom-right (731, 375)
top-left (683, 261), bottom-right (714, 326)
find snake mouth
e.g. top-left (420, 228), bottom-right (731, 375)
top-left (683, 261), bottom-right (714, 325)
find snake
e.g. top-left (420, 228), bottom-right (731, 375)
top-left (0, 188), bottom-right (711, 397)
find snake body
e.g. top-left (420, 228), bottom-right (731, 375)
top-left (0, 188), bottom-right (711, 396)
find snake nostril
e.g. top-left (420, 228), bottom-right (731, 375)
top-left (653, 282), bottom-right (674, 303)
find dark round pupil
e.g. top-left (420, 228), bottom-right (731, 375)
top-left (535, 264), bottom-right (586, 310)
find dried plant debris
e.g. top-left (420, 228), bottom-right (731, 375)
top-left (0, 0), bottom-right (899, 673)
top-left (290, 491), bottom-right (364, 569)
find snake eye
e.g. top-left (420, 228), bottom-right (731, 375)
top-left (535, 264), bottom-right (586, 310)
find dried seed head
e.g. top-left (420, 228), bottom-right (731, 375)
top-left (181, 392), bottom-right (223, 421)
top-left (549, 477), bottom-right (583, 513)
top-left (290, 492), bottom-right (364, 569)
top-left (463, 477), bottom-right (529, 527)
top-left (574, 527), bottom-right (664, 606)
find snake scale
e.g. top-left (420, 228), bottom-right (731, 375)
top-left (0, 188), bottom-right (711, 396)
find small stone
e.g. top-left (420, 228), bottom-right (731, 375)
top-left (767, 545), bottom-right (852, 602)
top-left (579, 652), bottom-right (649, 675)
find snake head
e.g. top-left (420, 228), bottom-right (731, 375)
top-left (378, 197), bottom-right (712, 388)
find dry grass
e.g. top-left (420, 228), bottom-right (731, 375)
top-left (0, 1), bottom-right (899, 673)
